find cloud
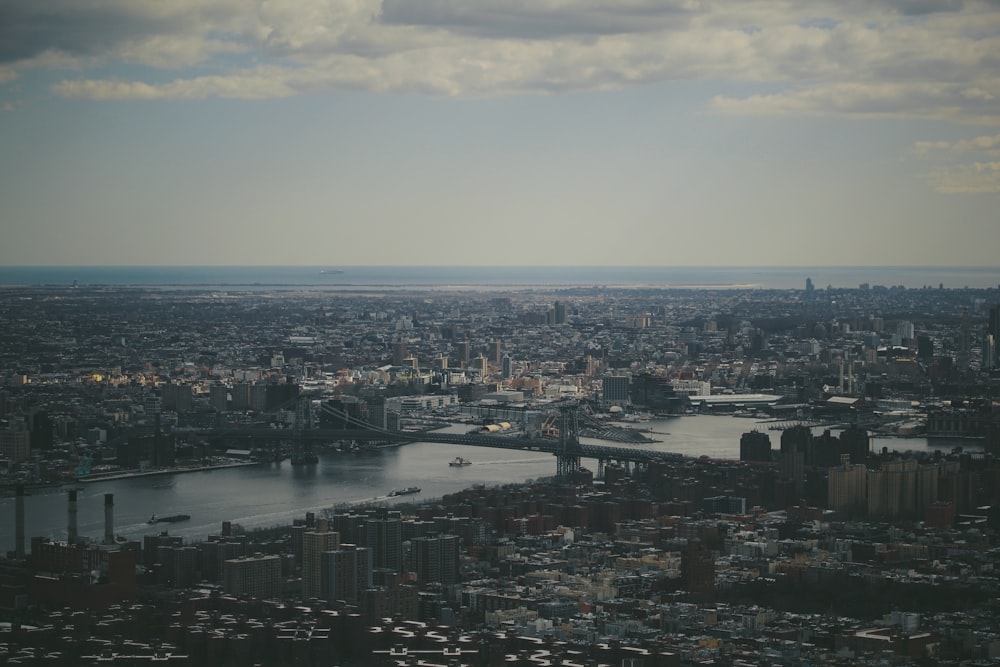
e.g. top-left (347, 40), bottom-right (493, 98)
top-left (929, 161), bottom-right (1000, 193)
top-left (712, 81), bottom-right (1000, 125)
top-left (378, 0), bottom-right (701, 39)
top-left (910, 130), bottom-right (1000, 194)
top-left (0, 1), bottom-right (250, 65)
top-left (913, 132), bottom-right (1000, 155)
top-left (0, 0), bottom-right (996, 125)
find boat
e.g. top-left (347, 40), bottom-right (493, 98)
top-left (387, 487), bottom-right (420, 497)
top-left (449, 457), bottom-right (472, 467)
top-left (149, 514), bottom-right (191, 524)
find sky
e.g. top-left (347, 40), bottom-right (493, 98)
top-left (1, 0), bottom-right (999, 267)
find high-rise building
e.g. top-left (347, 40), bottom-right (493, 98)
top-left (322, 544), bottom-right (371, 605)
top-left (987, 304), bottom-right (1000, 368)
top-left (985, 335), bottom-right (997, 370)
top-left (331, 512), bottom-right (368, 545)
top-left (392, 337), bottom-right (407, 366)
top-left (602, 375), bottom-right (630, 405)
top-left (162, 383), bottom-right (193, 413)
top-left (210, 383), bottom-right (229, 412)
top-left (501, 354), bottom-right (512, 380)
top-left (553, 301), bottom-right (567, 325)
top-left (959, 307), bottom-right (971, 367)
top-left (223, 554), bottom-right (282, 600)
top-left (827, 454), bottom-right (867, 516)
top-left (203, 539), bottom-right (246, 582)
top-left (456, 341), bottom-right (471, 366)
top-left (250, 383), bottom-right (268, 411)
top-left (412, 534), bottom-right (460, 586)
top-left (172, 546), bottom-right (200, 588)
top-left (779, 426), bottom-right (810, 498)
top-left (474, 355), bottom-right (489, 378)
top-left (302, 527), bottom-right (340, 599)
top-left (883, 459), bottom-right (918, 517)
top-left (866, 459), bottom-right (924, 518)
top-left (230, 381), bottom-right (252, 410)
top-left (142, 396), bottom-right (162, 419)
top-left (366, 396), bottom-right (387, 430)
top-left (0, 421), bottom-right (30, 462)
top-left (839, 426), bottom-right (870, 464)
top-left (739, 430), bottom-right (771, 462)
top-left (366, 509), bottom-right (402, 573)
top-left (896, 320), bottom-right (915, 343)
top-left (490, 340), bottom-right (502, 365)
top-left (680, 539), bottom-right (715, 596)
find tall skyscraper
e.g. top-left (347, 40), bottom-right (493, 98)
top-left (303, 528), bottom-right (340, 599)
top-left (392, 337), bottom-right (407, 366)
top-left (322, 545), bottom-right (371, 605)
top-left (456, 341), bottom-right (471, 366)
top-left (680, 539), bottom-right (715, 596)
top-left (780, 426), bottom-right (810, 498)
top-left (412, 534), bottom-right (460, 586)
top-left (210, 383), bottom-right (229, 412)
top-left (366, 396), bottom-right (387, 429)
top-left (602, 375), bottom-right (630, 405)
top-left (989, 304), bottom-right (1000, 367)
top-left (739, 430), bottom-right (771, 462)
top-left (366, 509), bottom-right (402, 573)
top-left (474, 355), bottom-right (489, 378)
top-left (827, 454), bottom-right (867, 516)
top-left (553, 301), bottom-right (567, 324)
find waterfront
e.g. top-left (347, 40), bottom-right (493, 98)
top-left (0, 416), bottom-right (978, 553)
top-left (3, 265), bottom-right (1000, 290)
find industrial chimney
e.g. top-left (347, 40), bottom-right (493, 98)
top-left (15, 484), bottom-right (25, 559)
top-left (68, 488), bottom-right (78, 543)
top-left (103, 493), bottom-right (114, 545)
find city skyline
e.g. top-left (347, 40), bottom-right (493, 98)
top-left (1, 0), bottom-right (999, 267)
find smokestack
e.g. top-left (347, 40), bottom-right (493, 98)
top-left (68, 489), bottom-right (78, 543)
top-left (15, 484), bottom-right (25, 559)
top-left (103, 493), bottom-right (114, 545)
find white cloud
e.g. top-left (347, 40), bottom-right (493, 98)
top-left (0, 0), bottom-right (995, 124)
top-left (912, 130), bottom-right (1000, 194)
top-left (929, 161), bottom-right (1000, 193)
top-left (712, 81), bottom-right (1000, 125)
top-left (913, 132), bottom-right (1000, 155)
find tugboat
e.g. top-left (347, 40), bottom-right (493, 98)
top-left (149, 513), bottom-right (191, 524)
top-left (387, 487), bottom-right (421, 497)
top-left (449, 457), bottom-right (472, 466)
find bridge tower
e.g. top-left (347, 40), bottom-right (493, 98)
top-left (292, 396), bottom-right (318, 464)
top-left (556, 405), bottom-right (583, 477)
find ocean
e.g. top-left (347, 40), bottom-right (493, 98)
top-left (1, 265), bottom-right (999, 291)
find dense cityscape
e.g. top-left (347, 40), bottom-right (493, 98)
top-left (3, 277), bottom-right (1000, 666)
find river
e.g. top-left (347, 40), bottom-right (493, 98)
top-left (0, 416), bottom-right (978, 552)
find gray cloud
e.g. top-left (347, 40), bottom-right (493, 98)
top-left (1, 0), bottom-right (997, 128)
top-left (378, 0), bottom-right (700, 39)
